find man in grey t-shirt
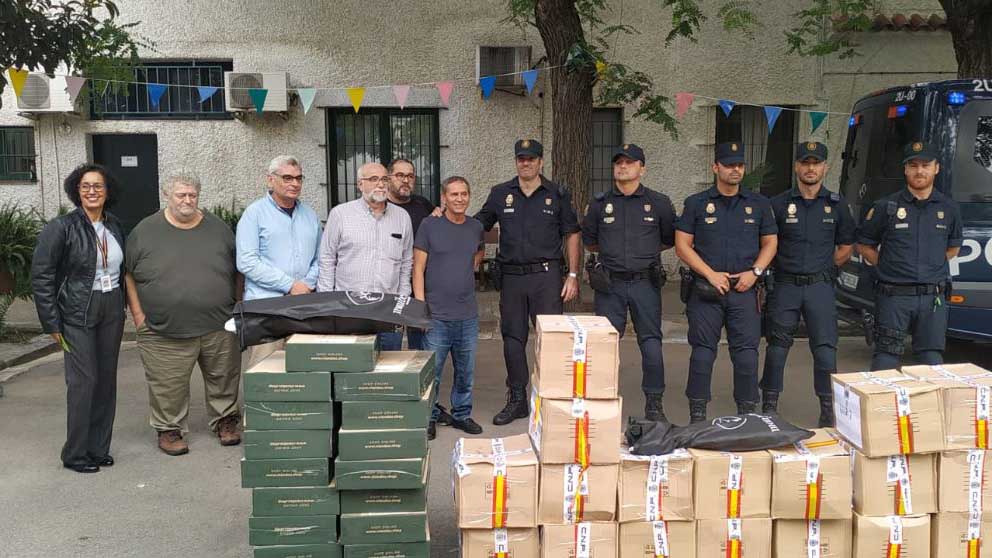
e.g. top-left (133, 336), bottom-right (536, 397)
top-left (413, 176), bottom-right (485, 440)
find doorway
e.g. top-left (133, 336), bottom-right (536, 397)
top-left (91, 134), bottom-right (160, 234)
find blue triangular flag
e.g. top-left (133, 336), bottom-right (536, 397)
top-left (248, 88), bottom-right (268, 114)
top-left (521, 69), bottom-right (538, 94)
top-left (147, 83), bottom-right (167, 109)
top-left (197, 86), bottom-right (218, 103)
top-left (764, 106), bottom-right (783, 134)
top-left (297, 88), bottom-right (316, 114)
top-left (480, 76), bottom-right (496, 99)
top-left (719, 100), bottom-right (736, 118)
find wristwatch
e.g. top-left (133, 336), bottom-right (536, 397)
top-left (568, 272), bottom-right (578, 279)
top-left (752, 266), bottom-right (764, 277)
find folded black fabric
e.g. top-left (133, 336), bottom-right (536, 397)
top-left (625, 414), bottom-right (813, 455)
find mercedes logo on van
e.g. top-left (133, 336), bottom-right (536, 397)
top-left (859, 182), bottom-right (868, 199)
top-left (345, 291), bottom-right (385, 305)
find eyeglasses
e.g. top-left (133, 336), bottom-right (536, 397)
top-left (391, 173), bottom-right (415, 181)
top-left (360, 176), bottom-right (391, 185)
top-left (79, 183), bottom-right (106, 192)
top-left (274, 174), bottom-right (304, 183)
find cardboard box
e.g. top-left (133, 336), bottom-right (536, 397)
top-left (339, 383), bottom-right (434, 430)
top-left (534, 315), bottom-right (620, 399)
top-left (618, 448), bottom-right (694, 522)
top-left (245, 401), bottom-right (334, 431)
top-left (932, 512), bottom-right (992, 558)
top-left (339, 511), bottom-right (427, 544)
top-left (244, 352), bottom-right (332, 402)
top-left (939, 450), bottom-right (992, 513)
top-left (335, 453), bottom-right (428, 490)
top-left (696, 519), bottom-right (772, 558)
top-left (253, 544), bottom-right (342, 558)
top-left (454, 434), bottom-right (539, 529)
top-left (769, 429), bottom-right (852, 520)
top-left (248, 515), bottom-right (338, 547)
top-left (342, 536), bottom-right (430, 558)
top-left (333, 351), bottom-right (435, 401)
top-left (339, 484), bottom-right (427, 515)
top-left (772, 519), bottom-right (852, 558)
top-left (529, 391), bottom-right (622, 465)
top-left (541, 522), bottom-right (618, 558)
top-left (244, 430), bottom-right (333, 460)
top-left (852, 513), bottom-right (929, 558)
top-left (460, 529), bottom-right (540, 558)
top-left (618, 520), bottom-right (695, 558)
top-left (831, 370), bottom-right (944, 456)
top-left (902, 364), bottom-right (992, 450)
top-left (241, 458), bottom-right (331, 488)
top-left (539, 463), bottom-right (619, 524)
top-left (336, 428), bottom-right (426, 461)
top-left (252, 486), bottom-right (340, 517)
top-left (285, 333), bottom-right (379, 372)
top-left (691, 449), bottom-right (772, 519)
top-left (852, 449), bottom-right (936, 516)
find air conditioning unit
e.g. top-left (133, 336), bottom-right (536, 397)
top-left (476, 46), bottom-right (532, 92)
top-left (223, 71), bottom-right (288, 112)
top-left (16, 73), bottom-right (76, 112)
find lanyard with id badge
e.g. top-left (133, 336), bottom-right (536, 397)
top-left (96, 224), bottom-right (113, 293)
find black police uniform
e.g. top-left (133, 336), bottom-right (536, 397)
top-left (581, 144), bottom-right (677, 398)
top-left (858, 142), bottom-right (963, 370)
top-left (678, 143), bottom-right (777, 408)
top-left (475, 140), bottom-right (580, 395)
top-left (760, 143), bottom-right (856, 401)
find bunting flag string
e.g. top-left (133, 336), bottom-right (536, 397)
top-left (346, 87), bottom-right (365, 113)
top-left (479, 76), bottom-right (497, 99)
top-left (436, 81), bottom-right (454, 106)
top-left (809, 111), bottom-right (828, 133)
top-left (297, 88), bottom-right (316, 114)
top-left (247, 88), bottom-right (268, 114)
top-left (764, 106), bottom-right (783, 134)
top-left (147, 83), bottom-right (167, 109)
top-left (521, 69), bottom-right (538, 94)
top-left (7, 68), bottom-right (28, 98)
top-left (197, 85), bottom-right (218, 103)
top-left (64, 76), bottom-right (86, 103)
top-left (392, 85), bottom-right (410, 109)
top-left (675, 92), bottom-right (695, 119)
top-left (719, 99), bottom-right (736, 118)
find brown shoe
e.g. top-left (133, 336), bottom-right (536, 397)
top-left (217, 415), bottom-right (242, 446)
top-left (158, 430), bottom-right (189, 456)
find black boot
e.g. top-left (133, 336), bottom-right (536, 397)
top-left (761, 390), bottom-right (779, 415)
top-left (493, 387), bottom-right (529, 426)
top-left (736, 400), bottom-right (758, 414)
top-left (644, 393), bottom-right (667, 423)
top-left (817, 394), bottom-right (835, 427)
top-left (689, 399), bottom-right (708, 424)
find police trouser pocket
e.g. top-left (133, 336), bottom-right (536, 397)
top-left (874, 324), bottom-right (907, 355)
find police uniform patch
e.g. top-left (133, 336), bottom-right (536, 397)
top-left (824, 206), bottom-right (831, 214)
top-left (745, 206), bottom-right (752, 215)
top-left (912, 142), bottom-right (923, 152)
top-left (807, 142), bottom-right (817, 150)
top-left (938, 210), bottom-right (945, 219)
top-left (644, 204), bottom-right (651, 212)
top-left (705, 217), bottom-right (717, 224)
top-left (706, 202), bottom-right (715, 214)
top-left (787, 203), bottom-right (797, 215)
top-left (623, 144), bottom-right (630, 150)
top-left (897, 207), bottom-right (907, 219)
top-left (505, 194), bottom-right (513, 206)
top-left (604, 217), bottom-right (615, 223)
top-left (731, 143), bottom-right (738, 152)
top-left (605, 203), bottom-right (614, 214)
top-left (545, 198), bottom-right (552, 206)
top-left (521, 140), bottom-right (531, 148)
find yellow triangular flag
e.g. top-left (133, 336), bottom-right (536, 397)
top-left (8, 68), bottom-right (29, 98)
top-left (595, 61), bottom-right (607, 77)
top-left (346, 87), bottom-right (365, 113)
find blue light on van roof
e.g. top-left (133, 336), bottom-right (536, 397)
top-left (849, 115), bottom-right (857, 127)
top-left (948, 91), bottom-right (967, 105)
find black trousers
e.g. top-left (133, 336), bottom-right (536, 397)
top-left (60, 288), bottom-right (125, 466)
top-left (499, 268), bottom-right (563, 389)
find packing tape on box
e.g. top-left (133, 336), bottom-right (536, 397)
top-left (727, 518), bottom-right (743, 558)
top-left (791, 438), bottom-right (838, 521)
top-left (807, 519), bottom-right (822, 558)
top-left (652, 520), bottom-right (671, 558)
top-left (886, 455), bottom-right (914, 514)
top-left (529, 389), bottom-right (542, 451)
top-left (493, 528), bottom-right (509, 558)
top-left (726, 454), bottom-right (744, 519)
top-left (563, 464), bottom-right (589, 523)
top-left (887, 516), bottom-right (903, 558)
top-left (565, 316), bottom-right (589, 398)
top-left (933, 365), bottom-right (992, 448)
top-left (572, 398), bottom-right (591, 468)
top-left (452, 437), bottom-right (534, 527)
top-left (968, 449), bottom-right (986, 557)
top-left (574, 521), bottom-right (593, 558)
top-left (858, 372), bottom-right (915, 454)
top-left (646, 455), bottom-right (669, 522)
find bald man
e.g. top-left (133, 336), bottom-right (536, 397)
top-left (318, 162), bottom-right (414, 349)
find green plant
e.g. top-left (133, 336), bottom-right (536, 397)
top-left (210, 204), bottom-right (244, 232)
top-left (0, 204), bottom-right (43, 335)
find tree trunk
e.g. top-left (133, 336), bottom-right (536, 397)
top-left (939, 0), bottom-right (992, 78)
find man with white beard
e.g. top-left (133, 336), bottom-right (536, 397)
top-left (317, 162), bottom-right (414, 350)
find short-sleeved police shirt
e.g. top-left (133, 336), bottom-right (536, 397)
top-left (676, 186), bottom-right (777, 274)
top-left (858, 188), bottom-right (963, 284)
top-left (475, 176), bottom-right (580, 265)
top-left (770, 186), bottom-right (857, 275)
top-left (581, 184), bottom-right (676, 273)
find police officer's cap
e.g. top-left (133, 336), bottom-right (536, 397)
top-left (514, 139), bottom-right (544, 158)
top-left (612, 143), bottom-right (645, 164)
top-left (715, 142), bottom-right (746, 165)
top-left (796, 141), bottom-right (828, 162)
top-left (901, 141), bottom-right (939, 163)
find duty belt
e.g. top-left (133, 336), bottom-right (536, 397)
top-left (501, 261), bottom-right (555, 275)
top-left (609, 269), bottom-right (651, 281)
top-left (775, 270), bottom-right (834, 286)
top-left (876, 282), bottom-right (946, 296)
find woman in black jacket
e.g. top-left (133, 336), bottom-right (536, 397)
top-left (31, 164), bottom-right (126, 473)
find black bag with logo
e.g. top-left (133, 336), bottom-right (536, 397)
top-left (624, 414), bottom-right (813, 455)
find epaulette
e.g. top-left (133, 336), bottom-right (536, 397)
top-left (829, 192), bottom-right (840, 203)
top-left (594, 192), bottom-right (606, 202)
top-left (886, 200), bottom-right (898, 216)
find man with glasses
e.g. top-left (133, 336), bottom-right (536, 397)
top-left (318, 162), bottom-right (414, 350)
top-left (237, 155), bottom-right (322, 365)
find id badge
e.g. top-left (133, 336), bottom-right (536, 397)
top-left (100, 274), bottom-right (113, 293)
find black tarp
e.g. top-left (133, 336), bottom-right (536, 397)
top-left (625, 414), bottom-right (813, 455)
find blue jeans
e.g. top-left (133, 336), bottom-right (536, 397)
top-left (377, 331), bottom-right (403, 351)
top-left (424, 317), bottom-right (478, 421)
top-left (407, 328), bottom-right (426, 350)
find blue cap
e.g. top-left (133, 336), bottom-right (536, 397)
top-left (715, 142), bottom-right (745, 165)
top-left (612, 143), bottom-right (645, 164)
top-left (796, 141), bottom-right (828, 162)
top-left (902, 141), bottom-right (939, 163)
top-left (514, 139), bottom-right (543, 158)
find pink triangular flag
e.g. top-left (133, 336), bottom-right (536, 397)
top-left (675, 92), bottom-right (695, 119)
top-left (435, 81), bottom-right (454, 107)
top-left (393, 85), bottom-right (411, 109)
top-left (64, 76), bottom-right (86, 103)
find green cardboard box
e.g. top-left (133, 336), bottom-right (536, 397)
top-left (342, 536), bottom-right (430, 558)
top-left (338, 470), bottom-right (427, 514)
top-left (254, 543), bottom-right (342, 558)
top-left (253, 485), bottom-right (340, 517)
top-left (245, 401), bottom-right (334, 430)
top-left (244, 430), bottom-right (333, 460)
top-left (285, 333), bottom-right (379, 372)
top-left (241, 458), bottom-right (330, 488)
top-left (339, 512), bottom-right (428, 544)
top-left (244, 351), bottom-right (331, 402)
top-left (335, 452), bottom-right (429, 490)
top-left (336, 428), bottom-right (426, 461)
top-left (248, 515), bottom-right (338, 547)
top-left (333, 351), bottom-right (435, 401)
top-left (339, 383), bottom-right (433, 430)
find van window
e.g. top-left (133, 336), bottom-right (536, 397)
top-left (951, 100), bottom-right (992, 223)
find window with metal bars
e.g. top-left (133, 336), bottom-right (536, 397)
top-left (591, 108), bottom-right (624, 195)
top-left (0, 127), bottom-right (37, 181)
top-left (89, 60), bottom-right (233, 119)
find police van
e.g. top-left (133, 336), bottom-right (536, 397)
top-left (836, 79), bottom-right (992, 342)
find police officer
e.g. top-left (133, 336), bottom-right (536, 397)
top-left (759, 142), bottom-right (856, 427)
top-left (476, 139), bottom-right (581, 425)
top-left (857, 141), bottom-right (962, 370)
top-left (582, 144), bottom-right (677, 421)
top-left (675, 142), bottom-right (778, 423)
